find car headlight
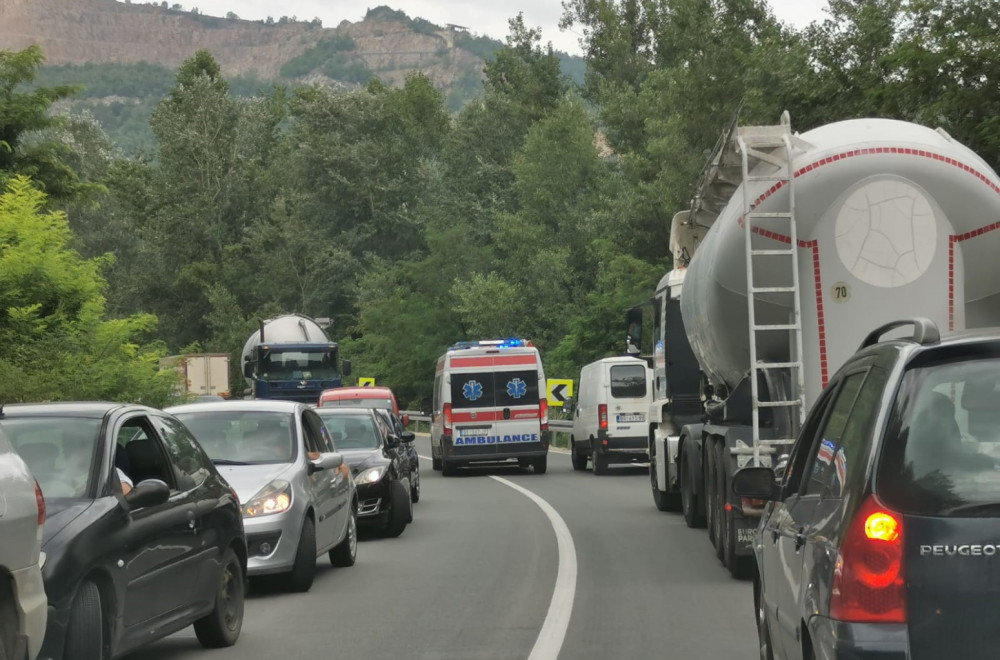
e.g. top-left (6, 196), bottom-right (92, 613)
top-left (243, 480), bottom-right (292, 518)
top-left (355, 466), bottom-right (387, 485)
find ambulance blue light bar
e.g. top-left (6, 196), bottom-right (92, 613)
top-left (448, 338), bottom-right (533, 351)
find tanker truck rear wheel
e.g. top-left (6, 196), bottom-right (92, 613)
top-left (680, 446), bottom-right (705, 528)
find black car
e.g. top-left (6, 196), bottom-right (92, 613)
top-left (374, 408), bottom-right (420, 504)
top-left (315, 407), bottom-right (414, 537)
top-left (1, 402), bottom-right (246, 660)
top-left (734, 319), bottom-right (1000, 660)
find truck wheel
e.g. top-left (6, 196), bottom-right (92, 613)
top-left (284, 517), bottom-right (317, 592)
top-left (714, 441), bottom-right (726, 563)
top-left (65, 581), bottom-right (104, 660)
top-left (571, 442), bottom-right (588, 471)
top-left (194, 547), bottom-right (245, 648)
top-left (533, 455), bottom-right (548, 474)
top-left (680, 447), bottom-right (706, 528)
top-left (705, 445), bottom-right (716, 546)
top-left (383, 480), bottom-right (410, 537)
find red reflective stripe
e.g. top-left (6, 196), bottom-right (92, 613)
top-left (449, 355), bottom-right (538, 368)
top-left (452, 409), bottom-right (541, 423)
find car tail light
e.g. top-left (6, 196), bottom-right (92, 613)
top-left (599, 404), bottom-right (608, 430)
top-left (540, 398), bottom-right (548, 431)
top-left (34, 479), bottom-right (45, 526)
top-left (830, 495), bottom-right (906, 623)
top-left (443, 403), bottom-right (452, 435)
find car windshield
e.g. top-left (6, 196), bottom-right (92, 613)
top-left (260, 349), bottom-right (339, 380)
top-left (320, 397), bottom-right (393, 410)
top-left (878, 356), bottom-right (1000, 515)
top-left (1, 417), bottom-right (103, 498)
top-left (315, 412), bottom-right (381, 450)
top-left (173, 411), bottom-right (297, 464)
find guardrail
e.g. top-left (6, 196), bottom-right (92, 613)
top-left (402, 412), bottom-right (573, 448)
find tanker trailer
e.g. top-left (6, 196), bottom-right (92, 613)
top-left (241, 314), bottom-right (352, 403)
top-left (632, 113), bottom-right (1000, 578)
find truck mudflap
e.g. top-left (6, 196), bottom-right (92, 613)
top-left (732, 511), bottom-right (759, 556)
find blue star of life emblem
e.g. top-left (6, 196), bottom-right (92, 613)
top-left (463, 380), bottom-right (483, 401)
top-left (507, 378), bottom-right (527, 399)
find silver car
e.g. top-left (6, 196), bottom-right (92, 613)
top-left (0, 425), bottom-right (47, 660)
top-left (167, 400), bottom-right (357, 592)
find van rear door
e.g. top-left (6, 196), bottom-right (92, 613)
top-left (608, 362), bottom-right (649, 437)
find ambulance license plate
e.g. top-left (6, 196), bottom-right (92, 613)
top-left (616, 413), bottom-right (644, 423)
top-left (459, 427), bottom-right (490, 436)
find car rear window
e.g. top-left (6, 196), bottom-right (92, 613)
top-left (878, 356), bottom-right (1000, 516)
top-left (320, 397), bottom-right (393, 410)
top-left (450, 371), bottom-right (540, 408)
top-left (172, 411), bottom-right (297, 465)
top-left (2, 417), bottom-right (102, 498)
top-left (611, 364), bottom-right (647, 398)
top-left (315, 412), bottom-right (381, 450)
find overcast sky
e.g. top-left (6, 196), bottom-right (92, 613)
top-left (176, 0), bottom-right (831, 56)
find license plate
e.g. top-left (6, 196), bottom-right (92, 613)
top-left (459, 427), bottom-right (490, 436)
top-left (616, 413), bottom-right (644, 423)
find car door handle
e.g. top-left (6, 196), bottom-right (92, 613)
top-left (770, 529), bottom-right (779, 543)
top-left (794, 528), bottom-right (806, 551)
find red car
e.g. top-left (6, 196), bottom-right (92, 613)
top-left (317, 386), bottom-right (409, 426)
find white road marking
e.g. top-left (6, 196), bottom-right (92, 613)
top-left (416, 454), bottom-right (578, 660)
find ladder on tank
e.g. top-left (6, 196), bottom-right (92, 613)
top-left (736, 111), bottom-right (806, 469)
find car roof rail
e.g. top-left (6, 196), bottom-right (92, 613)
top-left (858, 318), bottom-right (941, 350)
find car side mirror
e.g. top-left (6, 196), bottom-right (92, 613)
top-left (124, 479), bottom-right (170, 510)
top-left (731, 467), bottom-right (780, 501)
top-left (402, 414), bottom-right (410, 427)
top-left (400, 431), bottom-right (415, 443)
top-left (309, 452), bottom-right (344, 474)
top-left (384, 434), bottom-right (400, 448)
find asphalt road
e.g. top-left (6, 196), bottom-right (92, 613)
top-left (128, 435), bottom-right (755, 660)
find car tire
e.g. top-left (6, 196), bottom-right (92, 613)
top-left (533, 455), bottom-right (547, 474)
top-left (65, 581), bottom-right (103, 660)
top-left (284, 517), bottom-right (317, 593)
top-left (329, 508), bottom-right (358, 567)
top-left (432, 452), bottom-right (442, 471)
top-left (570, 443), bottom-right (587, 471)
top-left (410, 464), bottom-right (421, 503)
top-left (681, 447), bottom-right (706, 528)
top-left (591, 446), bottom-right (608, 476)
top-left (0, 588), bottom-right (17, 660)
top-left (194, 547), bottom-right (245, 648)
top-left (383, 480), bottom-right (410, 538)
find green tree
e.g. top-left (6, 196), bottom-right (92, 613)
top-left (0, 176), bottom-right (178, 404)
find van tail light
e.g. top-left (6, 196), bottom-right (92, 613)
top-left (35, 479), bottom-right (46, 527)
top-left (540, 398), bottom-right (548, 431)
top-left (599, 404), bottom-right (608, 430)
top-left (830, 495), bottom-right (906, 623)
top-left (443, 403), bottom-right (453, 435)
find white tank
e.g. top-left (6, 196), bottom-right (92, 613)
top-left (240, 314), bottom-right (332, 385)
top-left (680, 118), bottom-right (1000, 409)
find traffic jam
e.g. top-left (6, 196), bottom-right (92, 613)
top-left (5, 112), bottom-right (1000, 660)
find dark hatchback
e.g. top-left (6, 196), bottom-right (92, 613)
top-left (315, 407), bottom-right (414, 537)
top-left (735, 319), bottom-right (1000, 660)
top-left (1, 402), bottom-right (247, 660)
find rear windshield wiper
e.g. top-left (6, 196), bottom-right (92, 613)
top-left (211, 459), bottom-right (250, 466)
top-left (942, 501), bottom-right (1000, 516)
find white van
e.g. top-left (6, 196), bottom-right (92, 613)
top-left (431, 339), bottom-right (548, 475)
top-left (571, 356), bottom-right (652, 474)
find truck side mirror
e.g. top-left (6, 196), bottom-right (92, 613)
top-left (342, 359), bottom-right (352, 377)
top-left (243, 360), bottom-right (253, 378)
top-left (626, 308), bottom-right (643, 355)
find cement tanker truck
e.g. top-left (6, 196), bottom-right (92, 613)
top-left (241, 314), bottom-right (351, 404)
top-left (632, 112), bottom-right (1000, 578)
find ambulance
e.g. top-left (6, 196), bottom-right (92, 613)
top-left (430, 339), bottom-right (549, 475)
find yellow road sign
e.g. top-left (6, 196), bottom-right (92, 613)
top-left (547, 379), bottom-right (574, 406)
top-left (358, 377), bottom-right (376, 387)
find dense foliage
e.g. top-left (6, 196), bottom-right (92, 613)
top-left (3, 0), bottom-right (1000, 408)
